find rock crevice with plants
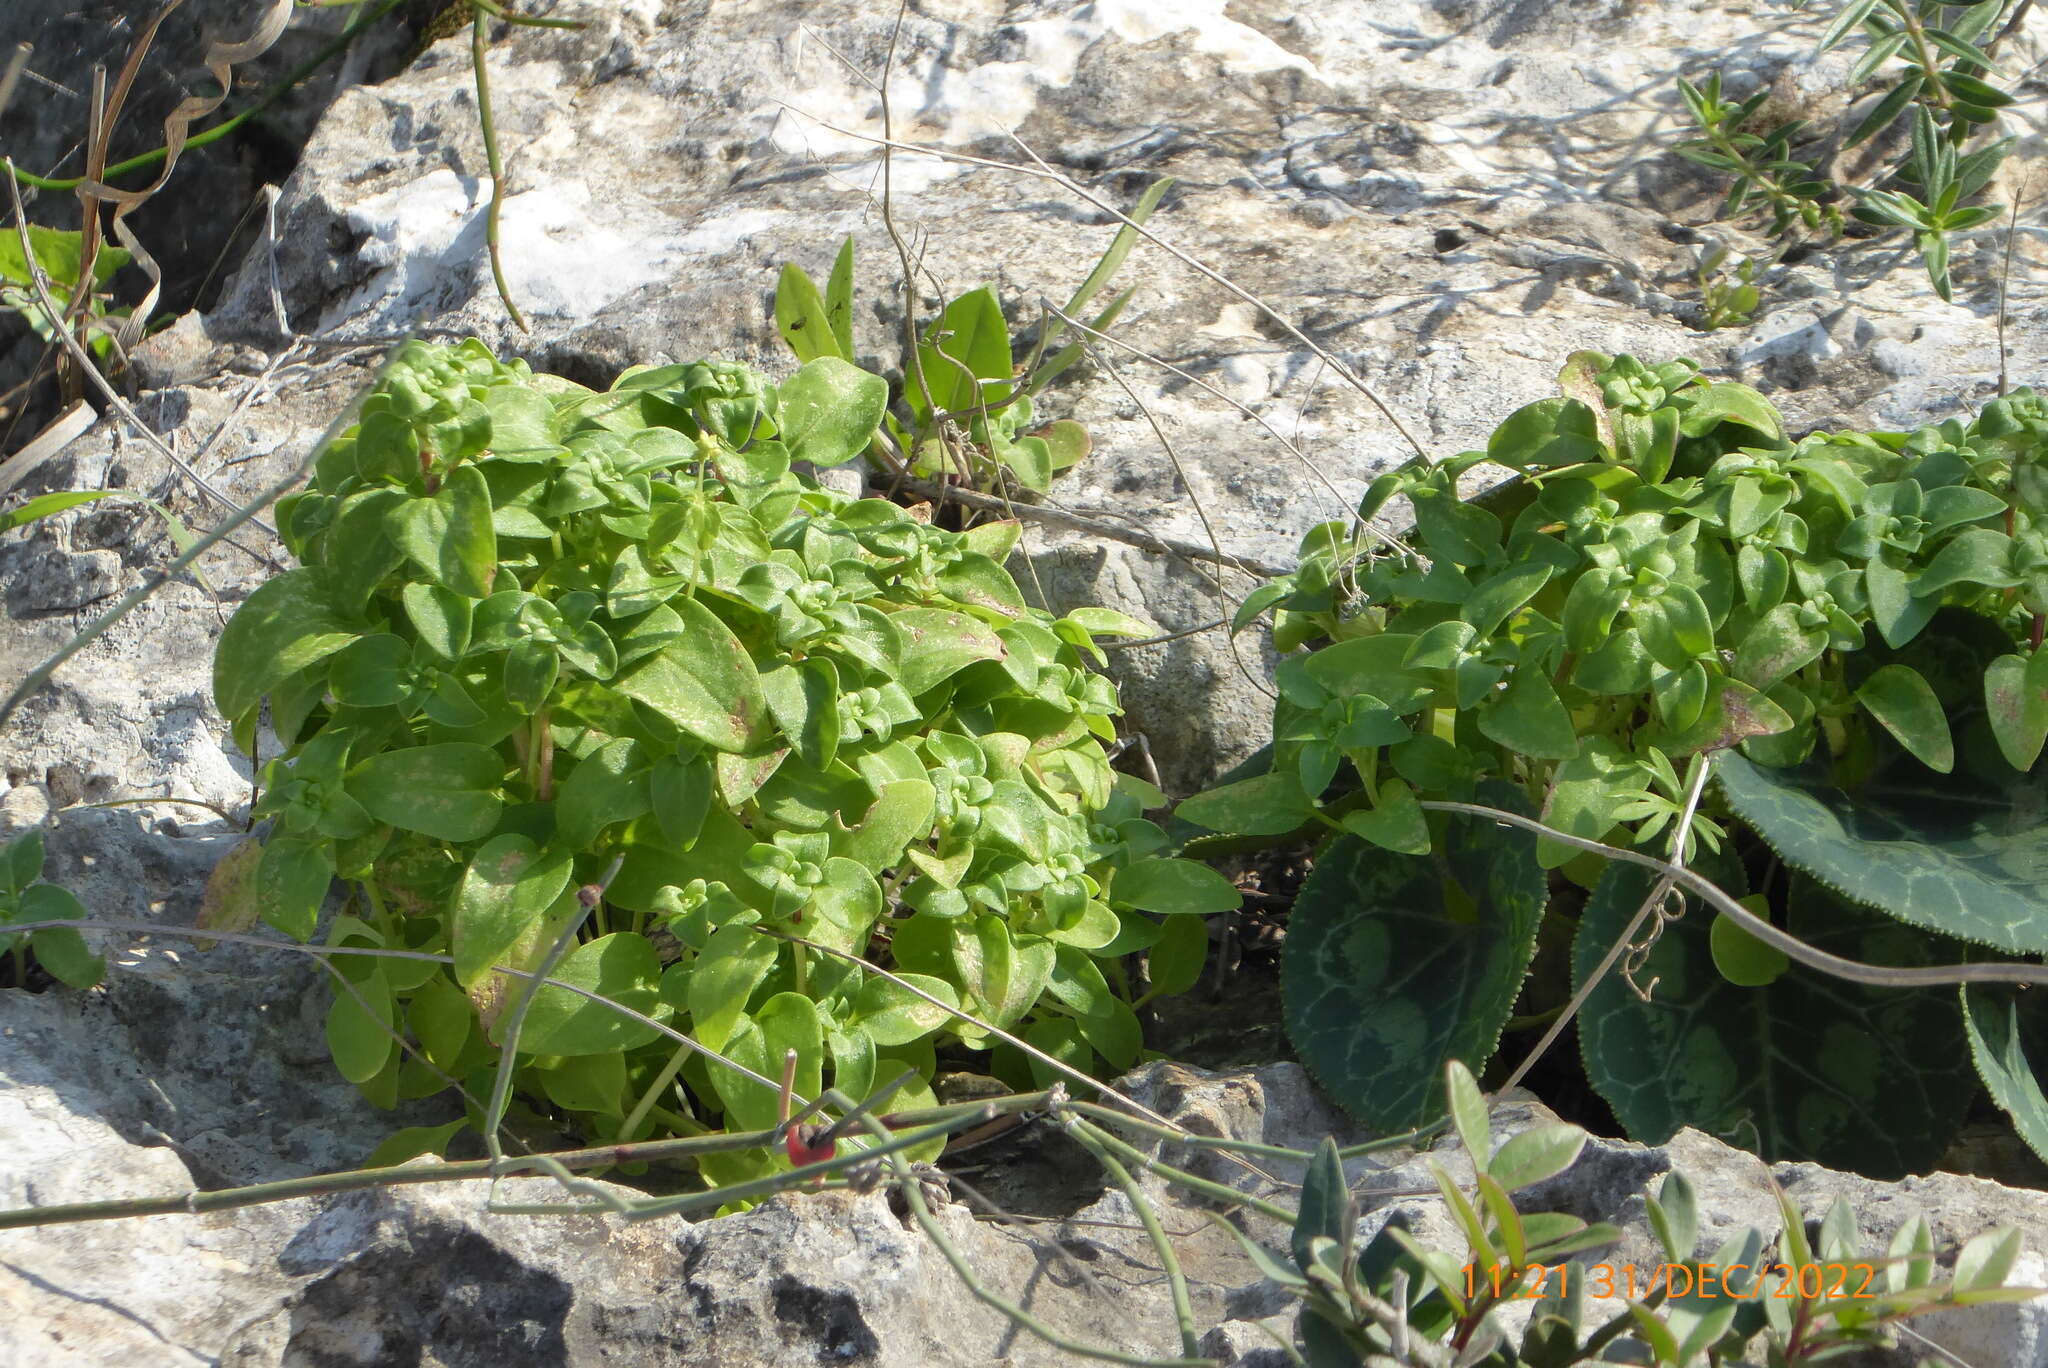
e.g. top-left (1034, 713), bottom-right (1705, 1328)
top-left (3, 0), bottom-right (2048, 1365)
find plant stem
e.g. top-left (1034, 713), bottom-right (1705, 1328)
top-left (620, 1042), bottom-right (695, 1144)
top-left (470, 6), bottom-right (527, 330)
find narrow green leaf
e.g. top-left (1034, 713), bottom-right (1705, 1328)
top-left (775, 262), bottom-right (841, 363)
top-left (1446, 1060), bottom-right (1491, 1171)
top-left (825, 237), bottom-right (856, 359)
top-left (1488, 1124), bottom-right (1587, 1192)
top-left (0, 488), bottom-right (127, 534)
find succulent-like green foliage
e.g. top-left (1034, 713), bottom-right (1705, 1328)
top-left (1195, 353), bottom-right (2048, 1171)
top-left (771, 183), bottom-right (1170, 497)
top-left (211, 339), bottom-right (1236, 1177)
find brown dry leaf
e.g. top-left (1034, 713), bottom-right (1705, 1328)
top-left (195, 837), bottom-right (264, 949)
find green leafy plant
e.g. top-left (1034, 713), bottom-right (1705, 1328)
top-left (0, 828), bottom-right (102, 991)
top-left (1693, 246), bottom-right (1761, 331)
top-left (1674, 0), bottom-right (2018, 301)
top-left (210, 338), bottom-right (1237, 1183)
top-left (1251, 1060), bottom-right (2036, 1367)
top-left (0, 225), bottom-right (129, 362)
top-left (770, 176), bottom-right (1171, 496)
top-left (1193, 350), bottom-right (2048, 1175)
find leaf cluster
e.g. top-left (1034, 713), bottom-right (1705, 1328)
top-left (771, 177), bottom-right (1171, 496)
top-left (0, 829), bottom-right (102, 991)
top-left (0, 223), bottom-right (130, 362)
top-left (1212, 354), bottom-right (2048, 860)
top-left (210, 338), bottom-right (1238, 1179)
top-left (1675, 0), bottom-right (2017, 300)
top-left (1192, 351), bottom-right (2048, 1173)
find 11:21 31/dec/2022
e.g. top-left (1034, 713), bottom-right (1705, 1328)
top-left (1463, 1261), bottom-right (1880, 1301)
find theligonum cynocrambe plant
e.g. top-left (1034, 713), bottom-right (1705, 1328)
top-left (211, 339), bottom-right (1239, 1181)
top-left (1187, 352), bottom-right (2048, 1175)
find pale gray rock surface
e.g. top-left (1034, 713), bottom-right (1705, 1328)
top-left (9, 1057), bottom-right (2048, 1366)
top-left (3, 0), bottom-right (2048, 1363)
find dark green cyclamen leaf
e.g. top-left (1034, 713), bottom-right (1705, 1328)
top-left (1962, 986), bottom-right (2048, 1167)
top-left (776, 357), bottom-right (886, 467)
top-left (1282, 783), bottom-right (1547, 1131)
top-left (1854, 664), bottom-right (1954, 773)
top-left (1716, 748), bottom-right (2048, 953)
top-left (451, 834), bottom-right (575, 987)
top-left (513, 932), bottom-right (665, 1056)
top-left (390, 463), bottom-right (498, 598)
top-left (1984, 650), bottom-right (2048, 772)
top-left (213, 568), bottom-right (359, 725)
top-left (1575, 863), bottom-right (1975, 1179)
top-left (1108, 858), bottom-right (1242, 915)
top-left (610, 596), bottom-right (766, 753)
top-left (347, 743), bottom-right (505, 842)
top-left (889, 608), bottom-right (1006, 695)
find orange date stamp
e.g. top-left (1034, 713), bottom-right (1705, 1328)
top-left (1463, 1261), bottom-right (1880, 1301)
